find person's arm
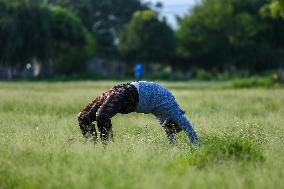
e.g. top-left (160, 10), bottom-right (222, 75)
top-left (174, 113), bottom-right (198, 144)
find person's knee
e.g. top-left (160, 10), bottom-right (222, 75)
top-left (78, 112), bottom-right (91, 126)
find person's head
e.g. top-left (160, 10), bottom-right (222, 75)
top-left (163, 120), bottom-right (182, 134)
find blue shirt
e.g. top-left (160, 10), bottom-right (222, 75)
top-left (135, 64), bottom-right (143, 79)
top-left (131, 81), bottom-right (198, 143)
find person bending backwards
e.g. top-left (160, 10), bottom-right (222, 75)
top-left (78, 81), bottom-right (198, 145)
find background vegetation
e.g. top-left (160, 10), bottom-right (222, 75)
top-left (0, 0), bottom-right (283, 78)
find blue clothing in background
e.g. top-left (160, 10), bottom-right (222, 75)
top-left (135, 64), bottom-right (143, 80)
top-left (131, 81), bottom-right (198, 144)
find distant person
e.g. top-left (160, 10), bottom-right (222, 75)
top-left (134, 64), bottom-right (143, 80)
top-left (78, 81), bottom-right (198, 145)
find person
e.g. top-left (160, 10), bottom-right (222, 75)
top-left (134, 64), bottom-right (143, 80)
top-left (78, 81), bottom-right (198, 145)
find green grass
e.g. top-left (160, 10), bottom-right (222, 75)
top-left (0, 81), bottom-right (283, 189)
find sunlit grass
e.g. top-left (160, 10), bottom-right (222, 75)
top-left (0, 81), bottom-right (283, 189)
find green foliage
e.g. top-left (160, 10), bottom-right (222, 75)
top-left (49, 6), bottom-right (95, 74)
top-left (0, 0), bottom-right (51, 66)
top-left (49, 0), bottom-right (148, 58)
top-left (118, 10), bottom-right (176, 64)
top-left (0, 1), bottom-right (95, 75)
top-left (176, 0), bottom-right (284, 72)
top-left (261, 0), bottom-right (284, 18)
top-left (50, 6), bottom-right (87, 47)
top-left (232, 76), bottom-right (275, 88)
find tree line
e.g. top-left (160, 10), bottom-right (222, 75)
top-left (0, 0), bottom-right (283, 78)
top-left (176, 0), bottom-right (284, 73)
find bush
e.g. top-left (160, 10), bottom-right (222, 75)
top-left (232, 77), bottom-right (275, 88)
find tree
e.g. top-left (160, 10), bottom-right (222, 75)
top-left (0, 1), bottom-right (13, 67)
top-left (48, 0), bottom-right (148, 58)
top-left (0, 0), bottom-right (95, 76)
top-left (0, 0), bottom-right (51, 68)
top-left (49, 6), bottom-right (95, 74)
top-left (118, 10), bottom-right (176, 65)
top-left (261, 0), bottom-right (284, 19)
top-left (176, 0), bottom-right (234, 71)
top-left (176, 0), bottom-right (284, 72)
top-left (260, 0), bottom-right (284, 82)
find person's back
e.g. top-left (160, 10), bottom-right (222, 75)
top-left (132, 81), bottom-right (177, 113)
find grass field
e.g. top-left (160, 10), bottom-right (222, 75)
top-left (0, 81), bottom-right (283, 189)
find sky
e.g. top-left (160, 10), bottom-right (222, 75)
top-left (147, 0), bottom-right (196, 28)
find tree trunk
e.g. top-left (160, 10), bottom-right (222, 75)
top-left (277, 67), bottom-right (284, 83)
top-left (41, 60), bottom-right (49, 78)
top-left (3, 60), bottom-right (12, 80)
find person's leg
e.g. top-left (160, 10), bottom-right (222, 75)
top-left (95, 84), bottom-right (139, 144)
top-left (95, 96), bottom-right (121, 144)
top-left (79, 90), bottom-right (112, 122)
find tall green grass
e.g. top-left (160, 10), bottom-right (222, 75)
top-left (0, 81), bottom-right (283, 189)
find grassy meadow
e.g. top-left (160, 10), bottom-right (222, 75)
top-left (0, 81), bottom-right (283, 189)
